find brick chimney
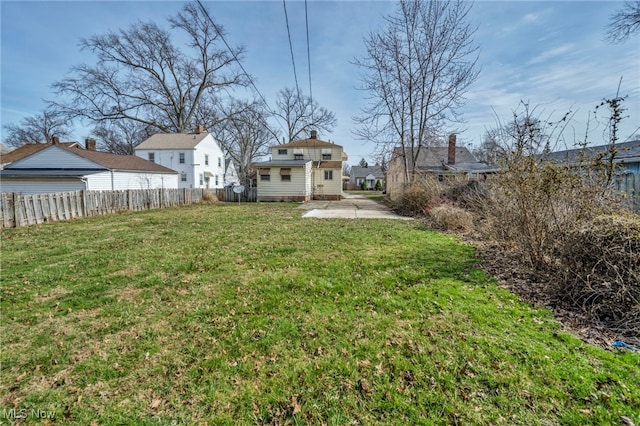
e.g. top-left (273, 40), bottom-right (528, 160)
top-left (447, 133), bottom-right (456, 165)
top-left (52, 136), bottom-right (60, 145)
top-left (196, 124), bottom-right (205, 133)
top-left (85, 138), bottom-right (97, 151)
top-left (310, 130), bottom-right (317, 139)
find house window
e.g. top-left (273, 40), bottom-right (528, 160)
top-left (215, 175), bottom-right (219, 186)
top-left (205, 155), bottom-right (209, 166)
top-left (278, 149), bottom-right (288, 155)
top-left (179, 153), bottom-right (185, 164)
top-left (200, 173), bottom-right (204, 185)
top-left (294, 154), bottom-right (304, 160)
top-left (280, 168), bottom-right (291, 182)
top-left (324, 170), bottom-right (333, 180)
top-left (148, 153), bottom-right (155, 163)
top-left (181, 172), bottom-right (187, 182)
top-left (259, 168), bottom-right (271, 181)
top-left (218, 157), bottom-right (222, 167)
top-left (322, 148), bottom-right (332, 160)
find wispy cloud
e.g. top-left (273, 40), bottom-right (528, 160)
top-left (526, 43), bottom-right (575, 66)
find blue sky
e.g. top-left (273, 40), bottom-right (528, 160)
top-left (1, 1), bottom-right (638, 165)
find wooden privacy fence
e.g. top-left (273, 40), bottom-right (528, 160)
top-left (1, 188), bottom-right (213, 229)
top-left (216, 186), bottom-right (257, 203)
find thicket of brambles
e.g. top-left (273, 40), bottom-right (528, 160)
top-left (391, 99), bottom-right (639, 338)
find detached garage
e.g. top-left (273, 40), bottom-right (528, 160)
top-left (0, 145), bottom-right (178, 194)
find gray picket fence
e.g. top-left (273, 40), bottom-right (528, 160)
top-left (0, 188), bottom-right (214, 228)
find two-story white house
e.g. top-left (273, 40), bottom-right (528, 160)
top-left (135, 126), bottom-right (226, 189)
top-left (253, 130), bottom-right (347, 202)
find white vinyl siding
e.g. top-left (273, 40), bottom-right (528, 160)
top-left (258, 164), bottom-right (311, 199)
top-left (0, 178), bottom-right (85, 194)
top-left (135, 134), bottom-right (225, 189)
top-left (85, 171), bottom-right (178, 190)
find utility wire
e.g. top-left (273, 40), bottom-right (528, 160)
top-left (283, 0), bottom-right (301, 99)
top-left (195, 0), bottom-right (287, 135)
top-left (304, 0), bottom-right (314, 122)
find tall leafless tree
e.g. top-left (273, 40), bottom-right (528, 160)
top-left (50, 3), bottom-right (247, 134)
top-left (272, 87), bottom-right (337, 142)
top-left (212, 100), bottom-right (277, 185)
top-left (605, 1), bottom-right (640, 43)
top-left (91, 120), bottom-right (154, 155)
top-left (353, 0), bottom-right (479, 184)
top-left (2, 109), bottom-right (73, 147)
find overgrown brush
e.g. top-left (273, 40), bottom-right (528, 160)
top-left (554, 213), bottom-right (640, 332)
top-left (391, 176), bottom-right (444, 216)
top-left (202, 190), bottom-right (219, 203)
top-left (428, 204), bottom-right (474, 232)
top-left (471, 98), bottom-right (639, 335)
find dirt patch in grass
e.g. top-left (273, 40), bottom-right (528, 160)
top-left (34, 285), bottom-right (73, 303)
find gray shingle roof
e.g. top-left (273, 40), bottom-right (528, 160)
top-left (392, 146), bottom-right (478, 171)
top-left (135, 132), bottom-right (210, 150)
top-left (545, 140), bottom-right (640, 164)
top-left (350, 165), bottom-right (385, 178)
top-left (64, 147), bottom-right (176, 173)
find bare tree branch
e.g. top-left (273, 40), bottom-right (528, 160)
top-left (353, 0), bottom-right (479, 183)
top-left (211, 100), bottom-right (278, 185)
top-left (605, 1), bottom-right (640, 43)
top-left (50, 3), bottom-right (247, 135)
top-left (272, 87), bottom-right (337, 142)
top-left (91, 120), bottom-right (154, 155)
top-left (2, 109), bottom-right (73, 147)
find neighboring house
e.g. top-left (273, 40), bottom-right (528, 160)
top-left (253, 130), bottom-right (348, 201)
top-left (0, 144), bottom-right (177, 194)
top-left (1, 137), bottom-right (83, 169)
top-left (544, 139), bottom-right (640, 174)
top-left (224, 158), bottom-right (240, 187)
top-left (134, 126), bottom-right (226, 189)
top-left (545, 139), bottom-right (640, 211)
top-left (387, 134), bottom-right (497, 200)
top-left (350, 165), bottom-right (385, 190)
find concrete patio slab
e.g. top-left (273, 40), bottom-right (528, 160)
top-left (300, 194), bottom-right (412, 220)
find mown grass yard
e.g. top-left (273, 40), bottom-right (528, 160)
top-left (1, 203), bottom-right (638, 425)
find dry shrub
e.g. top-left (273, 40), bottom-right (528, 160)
top-left (428, 204), bottom-right (474, 232)
top-left (475, 157), bottom-right (620, 268)
top-left (391, 176), bottom-right (444, 216)
top-left (555, 213), bottom-right (640, 331)
top-left (202, 190), bottom-right (219, 203)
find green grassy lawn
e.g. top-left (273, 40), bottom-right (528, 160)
top-left (1, 203), bottom-right (638, 425)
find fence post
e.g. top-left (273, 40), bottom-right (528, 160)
top-left (13, 192), bottom-right (20, 227)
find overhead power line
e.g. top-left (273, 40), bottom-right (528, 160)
top-left (195, 0), bottom-right (287, 134)
top-left (305, 0), bottom-right (314, 121)
top-left (283, 0), bottom-right (301, 99)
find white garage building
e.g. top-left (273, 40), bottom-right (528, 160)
top-left (0, 145), bottom-right (178, 194)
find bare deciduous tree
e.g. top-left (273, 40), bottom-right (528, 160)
top-left (353, 0), bottom-right (479, 184)
top-left (91, 120), bottom-right (154, 155)
top-left (273, 87), bottom-right (337, 142)
top-left (605, 1), bottom-right (640, 43)
top-left (51, 3), bottom-right (246, 134)
top-left (2, 109), bottom-right (73, 147)
top-left (211, 100), bottom-right (277, 185)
